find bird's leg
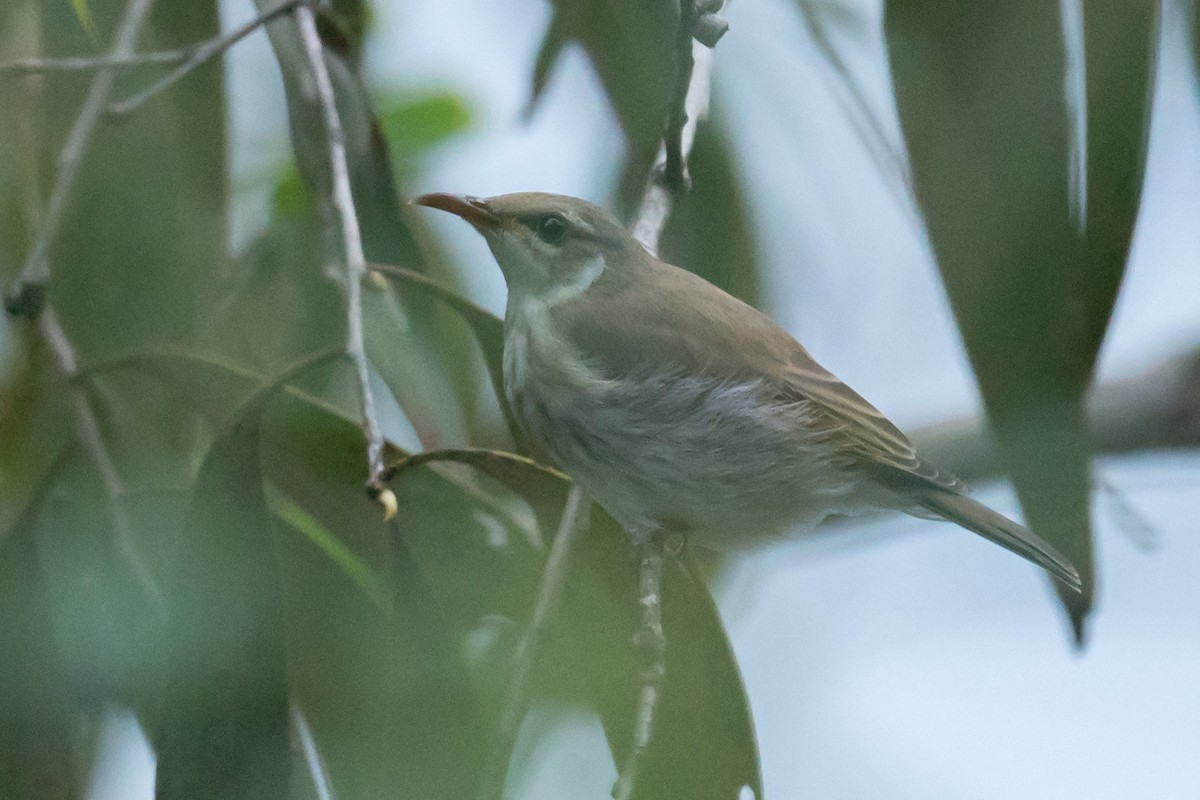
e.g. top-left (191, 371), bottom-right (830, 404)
top-left (613, 530), bottom-right (667, 800)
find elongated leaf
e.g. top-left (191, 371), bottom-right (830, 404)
top-left (389, 447), bottom-right (763, 800)
top-left (262, 395), bottom-right (499, 799)
top-left (1081, 1), bottom-right (1158, 369)
top-left (884, 1), bottom-right (1155, 638)
top-left (154, 416), bottom-right (289, 800)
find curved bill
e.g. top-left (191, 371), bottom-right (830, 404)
top-left (411, 193), bottom-right (499, 230)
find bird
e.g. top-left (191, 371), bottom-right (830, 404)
top-left (413, 191), bottom-right (1082, 593)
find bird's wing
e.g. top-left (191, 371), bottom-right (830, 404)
top-left (556, 258), bottom-right (962, 492)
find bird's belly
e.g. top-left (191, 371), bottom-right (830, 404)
top-left (513, 371), bottom-right (866, 549)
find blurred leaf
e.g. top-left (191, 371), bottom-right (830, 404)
top-left (263, 394), bottom-right (497, 799)
top-left (389, 447), bottom-right (763, 800)
top-left (885, 1), bottom-right (1154, 638)
top-left (69, 0), bottom-right (99, 45)
top-left (375, 91), bottom-right (472, 172)
top-left (533, 0), bottom-right (680, 205)
top-left (659, 113), bottom-right (760, 306)
top-left (0, 340), bottom-right (72, 544)
top-left (269, 488), bottom-right (390, 611)
top-left (154, 415), bottom-right (289, 800)
top-left (1081, 1), bottom-right (1158, 371)
top-left (0, 520), bottom-right (91, 800)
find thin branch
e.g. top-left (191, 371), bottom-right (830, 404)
top-left (613, 535), bottom-right (667, 800)
top-left (632, 16), bottom-right (716, 254)
top-left (293, 6), bottom-right (389, 512)
top-left (107, 0), bottom-right (307, 118)
top-left (7, 0), bottom-right (156, 301)
top-left (0, 51), bottom-right (184, 75)
top-left (476, 484), bottom-right (590, 800)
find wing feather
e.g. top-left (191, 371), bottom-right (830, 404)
top-left (555, 255), bottom-right (962, 492)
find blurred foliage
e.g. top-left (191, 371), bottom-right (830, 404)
top-left (0, 0), bottom-right (1174, 798)
top-left (885, 0), bottom-right (1158, 640)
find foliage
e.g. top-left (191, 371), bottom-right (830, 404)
top-left (0, 0), bottom-right (1174, 798)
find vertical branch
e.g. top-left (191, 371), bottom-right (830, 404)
top-left (620, 3), bottom-right (727, 797)
top-left (631, 22), bottom-right (717, 255)
top-left (293, 7), bottom-right (391, 514)
top-left (476, 484), bottom-right (590, 800)
top-left (612, 535), bottom-right (666, 800)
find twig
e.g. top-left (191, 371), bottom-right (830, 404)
top-left (612, 534), bottom-right (667, 800)
top-left (7, 0), bottom-right (156, 303)
top-left (107, 0), bottom-right (307, 118)
top-left (0, 51), bottom-right (184, 75)
top-left (631, 13), bottom-right (716, 255)
top-left (476, 484), bottom-right (590, 800)
top-left (293, 5), bottom-right (390, 513)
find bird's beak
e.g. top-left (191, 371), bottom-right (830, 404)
top-left (411, 193), bottom-right (499, 231)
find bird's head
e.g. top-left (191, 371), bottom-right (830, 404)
top-left (413, 192), bottom-right (640, 305)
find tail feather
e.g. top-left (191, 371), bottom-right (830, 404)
top-left (916, 490), bottom-right (1083, 594)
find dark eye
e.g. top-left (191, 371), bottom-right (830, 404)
top-left (536, 214), bottom-right (568, 245)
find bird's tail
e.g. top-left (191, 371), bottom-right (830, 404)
top-left (916, 490), bottom-right (1082, 594)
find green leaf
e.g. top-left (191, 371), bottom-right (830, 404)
top-left (262, 394), bottom-right (496, 799)
top-left (376, 91), bottom-right (472, 167)
top-left (269, 487), bottom-right (391, 611)
top-left (884, 1), bottom-right (1156, 639)
top-left (68, 0), bottom-right (99, 45)
top-left (155, 414), bottom-right (290, 800)
top-left (389, 447), bottom-right (763, 800)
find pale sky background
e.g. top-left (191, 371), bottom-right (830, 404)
top-left (87, 0), bottom-right (1200, 798)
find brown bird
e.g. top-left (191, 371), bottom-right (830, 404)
top-left (414, 191), bottom-right (1082, 593)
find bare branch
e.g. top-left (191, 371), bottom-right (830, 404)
top-left (7, 0), bottom-right (156, 302)
top-left (107, 0), bottom-right (307, 118)
top-left (476, 484), bottom-right (590, 800)
top-left (0, 51), bottom-right (183, 75)
top-left (632, 14), bottom-right (717, 254)
top-left (292, 5), bottom-right (389, 511)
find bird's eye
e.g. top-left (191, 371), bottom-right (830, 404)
top-left (536, 214), bottom-right (568, 245)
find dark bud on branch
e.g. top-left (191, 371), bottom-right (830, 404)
top-left (4, 282), bottom-right (46, 320)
